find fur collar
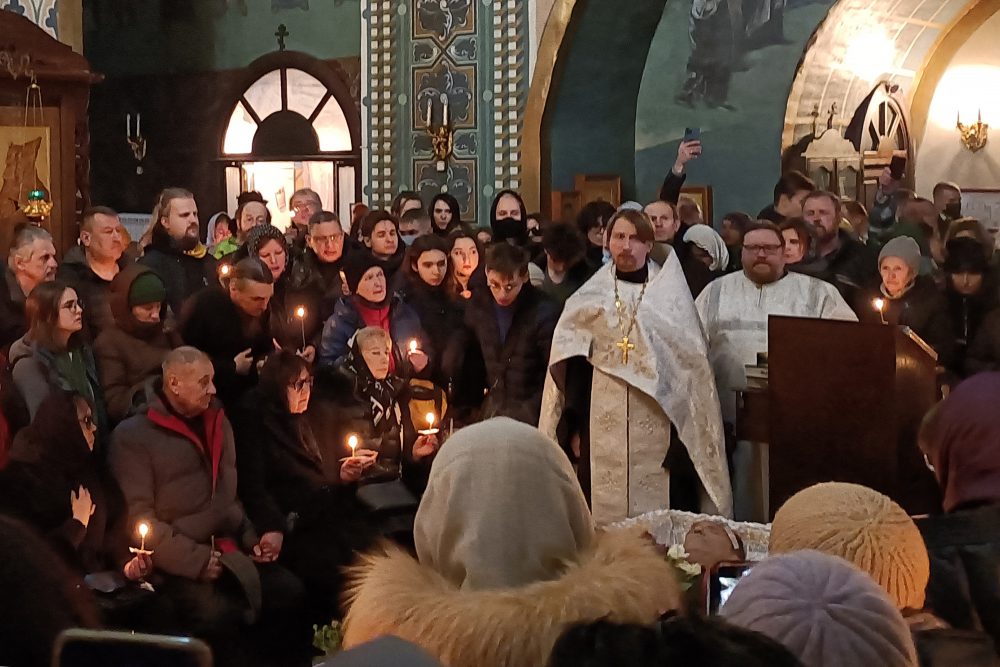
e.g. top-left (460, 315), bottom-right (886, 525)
top-left (342, 528), bottom-right (679, 667)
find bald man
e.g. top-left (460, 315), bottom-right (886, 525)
top-left (109, 347), bottom-right (308, 661)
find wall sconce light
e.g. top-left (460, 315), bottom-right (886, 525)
top-left (957, 109), bottom-right (988, 152)
top-left (423, 93), bottom-right (454, 172)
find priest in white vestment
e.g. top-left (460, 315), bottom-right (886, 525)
top-left (695, 221), bottom-right (856, 518)
top-left (540, 210), bottom-right (732, 525)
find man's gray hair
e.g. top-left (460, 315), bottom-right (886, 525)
top-left (162, 346), bottom-right (210, 377)
top-left (8, 225), bottom-right (52, 270)
top-left (290, 188), bottom-right (321, 206)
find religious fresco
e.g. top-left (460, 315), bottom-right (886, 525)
top-left (0, 126), bottom-right (51, 220)
top-left (633, 0), bottom-right (835, 219)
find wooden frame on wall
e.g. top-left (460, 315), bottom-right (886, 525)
top-left (574, 173), bottom-right (621, 207)
top-left (680, 185), bottom-right (714, 225)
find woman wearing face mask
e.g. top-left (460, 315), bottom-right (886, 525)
top-left (429, 193), bottom-right (464, 237)
top-left (0, 391), bottom-right (153, 609)
top-left (446, 231), bottom-right (484, 302)
top-left (230, 350), bottom-right (377, 622)
top-left (10, 281), bottom-right (107, 436)
top-left (244, 224), bottom-right (320, 362)
top-left (360, 210), bottom-right (406, 285)
top-left (318, 252), bottom-right (429, 374)
top-left (94, 265), bottom-right (175, 425)
top-left (401, 235), bottom-right (462, 387)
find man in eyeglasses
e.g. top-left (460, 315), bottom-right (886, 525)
top-left (445, 242), bottom-right (558, 425)
top-left (695, 221), bottom-right (856, 518)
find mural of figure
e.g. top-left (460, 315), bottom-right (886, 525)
top-left (677, 0), bottom-right (787, 108)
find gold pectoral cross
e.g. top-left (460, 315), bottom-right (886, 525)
top-left (617, 336), bottom-right (636, 365)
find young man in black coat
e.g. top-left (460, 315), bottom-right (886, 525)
top-left (445, 243), bottom-right (558, 425)
top-left (180, 258), bottom-right (275, 412)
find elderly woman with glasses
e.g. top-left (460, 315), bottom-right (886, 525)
top-left (9, 280), bottom-right (108, 435)
top-left (229, 349), bottom-right (377, 622)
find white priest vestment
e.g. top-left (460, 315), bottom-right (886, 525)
top-left (540, 252), bottom-right (732, 525)
top-left (695, 270), bottom-right (857, 423)
top-left (695, 270), bottom-right (856, 520)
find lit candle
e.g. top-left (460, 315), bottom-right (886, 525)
top-left (295, 306), bottom-right (307, 349)
top-left (348, 434), bottom-right (358, 458)
top-left (426, 412), bottom-right (435, 430)
top-left (138, 521), bottom-right (149, 552)
top-left (408, 339), bottom-right (419, 354)
top-left (220, 263), bottom-right (231, 277)
top-left (873, 298), bottom-right (886, 324)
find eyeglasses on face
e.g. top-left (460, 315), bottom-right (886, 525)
top-left (742, 244), bottom-right (783, 255)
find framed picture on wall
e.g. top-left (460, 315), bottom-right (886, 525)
top-left (680, 185), bottom-right (714, 225)
top-left (962, 189), bottom-right (1000, 239)
top-left (574, 174), bottom-right (621, 207)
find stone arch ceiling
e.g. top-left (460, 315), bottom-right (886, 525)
top-left (782, 0), bottom-right (976, 151)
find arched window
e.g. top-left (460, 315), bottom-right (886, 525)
top-left (221, 56), bottom-right (360, 230)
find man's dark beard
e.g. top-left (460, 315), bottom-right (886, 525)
top-left (174, 233), bottom-right (199, 252)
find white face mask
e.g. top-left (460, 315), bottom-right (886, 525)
top-left (401, 233), bottom-right (418, 247)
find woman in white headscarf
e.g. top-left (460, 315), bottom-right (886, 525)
top-left (342, 417), bottom-right (680, 667)
top-left (683, 224), bottom-right (730, 272)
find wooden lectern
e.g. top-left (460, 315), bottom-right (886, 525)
top-left (765, 316), bottom-right (941, 518)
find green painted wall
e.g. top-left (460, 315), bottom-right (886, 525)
top-left (84, 0), bottom-right (360, 75)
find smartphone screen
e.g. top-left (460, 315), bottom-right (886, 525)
top-left (889, 155), bottom-right (906, 180)
top-left (708, 563), bottom-right (753, 615)
top-left (53, 630), bottom-right (212, 667)
top-left (684, 127), bottom-right (701, 142)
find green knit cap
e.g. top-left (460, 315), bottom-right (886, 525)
top-left (128, 271), bottom-right (167, 307)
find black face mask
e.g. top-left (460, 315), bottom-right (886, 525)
top-left (944, 202), bottom-right (962, 220)
top-left (492, 217), bottom-right (527, 245)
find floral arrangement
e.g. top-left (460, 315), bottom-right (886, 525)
top-left (665, 544), bottom-right (702, 590)
top-left (312, 620), bottom-right (344, 658)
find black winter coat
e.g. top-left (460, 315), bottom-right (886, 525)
top-left (56, 246), bottom-right (129, 339)
top-left (445, 283), bottom-right (558, 425)
top-left (231, 388), bottom-right (334, 535)
top-left (399, 276), bottom-right (463, 387)
top-left (946, 285), bottom-right (1000, 377)
top-left (179, 286), bottom-right (273, 411)
top-left (857, 277), bottom-right (955, 368)
top-left (0, 391), bottom-right (130, 575)
top-left (793, 229), bottom-right (878, 309)
top-left (0, 269), bottom-right (27, 352)
top-left (917, 504), bottom-right (1000, 655)
top-left (963, 304), bottom-right (1000, 377)
top-left (139, 231), bottom-right (218, 316)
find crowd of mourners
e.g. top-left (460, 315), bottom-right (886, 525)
top-left (1, 138), bottom-right (1000, 667)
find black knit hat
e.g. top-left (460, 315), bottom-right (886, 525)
top-left (943, 237), bottom-right (988, 274)
top-left (343, 250), bottom-right (383, 293)
top-left (244, 223), bottom-right (288, 256)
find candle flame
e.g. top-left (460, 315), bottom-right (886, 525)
top-left (409, 339), bottom-right (418, 353)
top-left (426, 412), bottom-right (436, 427)
top-left (347, 434), bottom-right (358, 450)
top-left (220, 264), bottom-right (231, 276)
top-left (138, 522), bottom-right (149, 538)
top-left (873, 298), bottom-right (885, 312)
top-left (295, 306), bottom-right (306, 318)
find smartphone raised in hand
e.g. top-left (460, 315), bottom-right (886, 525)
top-left (707, 561), bottom-right (754, 615)
top-left (889, 155), bottom-right (907, 180)
top-left (683, 127), bottom-right (702, 143)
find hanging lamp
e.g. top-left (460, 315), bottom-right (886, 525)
top-left (19, 75), bottom-right (53, 220)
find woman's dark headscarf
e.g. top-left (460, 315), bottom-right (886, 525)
top-left (429, 193), bottom-right (462, 237)
top-left (921, 372), bottom-right (1000, 512)
top-left (490, 189), bottom-right (529, 246)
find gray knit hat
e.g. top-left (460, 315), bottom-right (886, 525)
top-left (721, 550), bottom-right (918, 667)
top-left (879, 236), bottom-right (921, 275)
